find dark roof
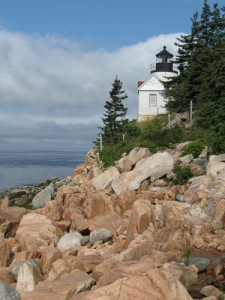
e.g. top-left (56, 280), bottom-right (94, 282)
top-left (156, 46), bottom-right (173, 58)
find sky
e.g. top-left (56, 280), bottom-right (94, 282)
top-left (0, 0), bottom-right (223, 151)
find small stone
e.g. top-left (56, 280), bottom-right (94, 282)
top-left (178, 154), bottom-right (194, 164)
top-left (11, 259), bottom-right (42, 281)
top-left (90, 228), bottom-right (113, 246)
top-left (183, 257), bottom-right (210, 273)
top-left (176, 194), bottom-right (184, 202)
top-left (0, 280), bottom-right (20, 299)
top-left (57, 231), bottom-right (82, 252)
top-left (216, 274), bottom-right (224, 281)
top-left (200, 285), bottom-right (222, 298)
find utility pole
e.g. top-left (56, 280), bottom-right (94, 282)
top-left (190, 100), bottom-right (193, 126)
top-left (100, 134), bottom-right (103, 151)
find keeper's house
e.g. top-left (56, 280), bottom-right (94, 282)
top-left (137, 46), bottom-right (178, 122)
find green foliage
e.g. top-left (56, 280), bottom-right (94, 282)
top-left (99, 118), bottom-right (184, 167)
top-left (207, 122), bottom-right (225, 154)
top-left (173, 164), bottom-right (193, 185)
top-left (184, 243), bottom-right (192, 260)
top-left (98, 76), bottom-right (128, 145)
top-left (124, 120), bottom-right (142, 138)
top-left (99, 141), bottom-right (134, 168)
top-left (218, 293), bottom-right (225, 300)
top-left (181, 141), bottom-right (205, 158)
top-left (144, 124), bottom-right (184, 149)
top-left (165, 1), bottom-right (225, 129)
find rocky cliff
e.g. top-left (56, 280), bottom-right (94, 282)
top-left (1, 145), bottom-right (225, 299)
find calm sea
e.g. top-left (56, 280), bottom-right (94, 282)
top-left (0, 150), bottom-right (87, 192)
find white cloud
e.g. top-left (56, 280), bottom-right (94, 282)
top-left (0, 30), bottom-right (184, 150)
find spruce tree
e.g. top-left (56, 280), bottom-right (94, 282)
top-left (164, 12), bottom-right (201, 112)
top-left (99, 77), bottom-right (128, 145)
top-left (165, 0), bottom-right (225, 129)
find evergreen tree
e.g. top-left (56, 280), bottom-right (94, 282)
top-left (165, 0), bottom-right (225, 129)
top-left (99, 77), bottom-right (128, 145)
top-left (164, 12), bottom-right (201, 112)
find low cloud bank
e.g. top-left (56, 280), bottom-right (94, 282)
top-left (0, 31), bottom-right (184, 150)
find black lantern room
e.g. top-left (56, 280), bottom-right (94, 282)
top-left (151, 46), bottom-right (177, 74)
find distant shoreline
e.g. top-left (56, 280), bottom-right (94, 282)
top-left (0, 150), bottom-right (86, 194)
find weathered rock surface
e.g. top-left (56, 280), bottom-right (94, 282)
top-left (200, 285), bottom-right (223, 298)
top-left (0, 207), bottom-right (27, 237)
top-left (92, 166), bottom-right (119, 190)
top-left (90, 228), bottom-right (113, 245)
top-left (125, 199), bottom-right (153, 247)
top-left (3, 146), bottom-right (225, 299)
top-left (57, 231), bottom-right (82, 252)
top-left (0, 280), bottom-right (20, 299)
top-left (207, 154), bottom-right (225, 176)
top-left (11, 259), bottom-right (42, 281)
top-left (21, 269), bottom-right (95, 300)
top-left (16, 213), bottom-right (58, 251)
top-left (0, 233), bottom-right (10, 267)
top-left (112, 152), bottom-right (174, 195)
top-left (31, 184), bottom-right (54, 209)
top-left (115, 147), bottom-right (151, 172)
top-left (16, 263), bottom-right (44, 295)
top-left (74, 268), bottom-right (193, 300)
top-left (178, 154), bottom-right (194, 164)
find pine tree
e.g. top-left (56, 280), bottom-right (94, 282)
top-left (164, 12), bottom-right (201, 112)
top-left (99, 77), bottom-right (128, 145)
top-left (165, 0), bottom-right (225, 127)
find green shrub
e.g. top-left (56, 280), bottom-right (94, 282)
top-left (143, 118), bottom-right (184, 149)
top-left (208, 122), bottom-right (225, 154)
top-left (124, 120), bottom-right (142, 138)
top-left (99, 141), bottom-right (135, 168)
top-left (173, 164), bottom-right (193, 185)
top-left (181, 141), bottom-right (205, 158)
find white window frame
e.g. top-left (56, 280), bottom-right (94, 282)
top-left (149, 94), bottom-right (157, 106)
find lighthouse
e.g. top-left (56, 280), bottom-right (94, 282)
top-left (137, 46), bottom-right (178, 122)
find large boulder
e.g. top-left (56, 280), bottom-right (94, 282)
top-left (207, 154), bottom-right (225, 176)
top-left (0, 207), bottom-right (27, 237)
top-left (16, 263), bottom-right (44, 295)
top-left (125, 199), bottom-right (153, 247)
top-left (92, 166), bottom-right (119, 190)
top-left (31, 184), bottom-right (54, 209)
top-left (116, 147), bottom-right (151, 172)
top-left (112, 152), bottom-right (174, 195)
top-left (16, 213), bottom-right (58, 251)
top-left (39, 247), bottom-right (62, 276)
top-left (57, 231), bottom-right (82, 252)
top-left (74, 269), bottom-right (193, 300)
top-left (11, 259), bottom-right (42, 281)
top-left (162, 262), bottom-right (198, 289)
top-left (21, 269), bottom-right (95, 300)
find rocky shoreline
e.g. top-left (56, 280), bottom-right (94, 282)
top-left (1, 145), bottom-right (225, 299)
top-left (0, 177), bottom-right (71, 209)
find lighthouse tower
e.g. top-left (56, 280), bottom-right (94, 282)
top-left (137, 46), bottom-right (177, 122)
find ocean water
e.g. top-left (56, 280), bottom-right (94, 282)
top-left (0, 150), bottom-right (87, 192)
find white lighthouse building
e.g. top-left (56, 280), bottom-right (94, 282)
top-left (137, 46), bottom-right (178, 122)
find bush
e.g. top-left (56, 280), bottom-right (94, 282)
top-left (208, 122), bottom-right (225, 154)
top-left (173, 164), bottom-right (193, 185)
top-left (99, 141), bottom-right (134, 168)
top-left (124, 120), bottom-right (142, 138)
top-left (142, 118), bottom-right (184, 149)
top-left (181, 141), bottom-right (205, 158)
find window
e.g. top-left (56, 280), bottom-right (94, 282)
top-left (149, 94), bottom-right (157, 106)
